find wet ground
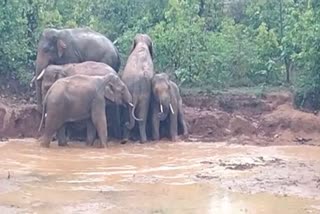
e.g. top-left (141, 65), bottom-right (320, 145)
top-left (0, 139), bottom-right (320, 214)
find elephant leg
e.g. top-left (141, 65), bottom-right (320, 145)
top-left (121, 106), bottom-right (130, 143)
top-left (86, 119), bottom-right (96, 146)
top-left (170, 111), bottom-right (178, 142)
top-left (91, 104), bottom-right (108, 148)
top-left (39, 113), bottom-right (64, 148)
top-left (57, 125), bottom-right (68, 146)
top-left (39, 134), bottom-right (52, 148)
top-left (137, 98), bottom-right (150, 143)
top-left (114, 105), bottom-right (121, 139)
top-left (108, 104), bottom-right (121, 140)
top-left (152, 107), bottom-right (160, 141)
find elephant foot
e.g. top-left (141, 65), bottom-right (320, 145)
top-left (86, 141), bottom-right (94, 147)
top-left (92, 139), bottom-right (100, 148)
top-left (181, 134), bottom-right (189, 141)
top-left (121, 138), bottom-right (128, 144)
top-left (97, 143), bottom-right (108, 149)
top-left (92, 139), bottom-right (107, 148)
top-left (58, 142), bottom-right (69, 147)
top-left (153, 136), bottom-right (160, 142)
top-left (40, 142), bottom-right (50, 148)
top-left (139, 140), bottom-right (147, 144)
top-left (95, 144), bottom-right (103, 148)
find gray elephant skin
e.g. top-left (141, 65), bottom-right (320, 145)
top-left (34, 27), bottom-right (121, 112)
top-left (38, 73), bottom-right (132, 148)
top-left (151, 73), bottom-right (188, 141)
top-left (36, 61), bottom-right (123, 140)
top-left (120, 34), bottom-right (154, 143)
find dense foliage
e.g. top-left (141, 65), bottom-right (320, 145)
top-left (0, 0), bottom-right (319, 107)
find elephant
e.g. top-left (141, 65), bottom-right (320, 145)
top-left (33, 27), bottom-right (121, 112)
top-left (38, 73), bottom-right (133, 148)
top-left (120, 34), bottom-right (154, 143)
top-left (151, 73), bottom-right (188, 141)
top-left (36, 61), bottom-right (123, 141)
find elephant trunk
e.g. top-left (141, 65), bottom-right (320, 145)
top-left (157, 93), bottom-right (172, 121)
top-left (35, 51), bottom-right (50, 111)
top-left (35, 51), bottom-right (50, 79)
top-left (123, 87), bottom-right (133, 106)
top-left (125, 98), bottom-right (142, 130)
top-left (158, 103), bottom-right (170, 121)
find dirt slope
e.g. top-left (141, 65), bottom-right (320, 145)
top-left (1, 90), bottom-right (320, 146)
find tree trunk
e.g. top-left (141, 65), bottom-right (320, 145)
top-left (285, 56), bottom-right (293, 83)
top-left (198, 0), bottom-right (205, 17)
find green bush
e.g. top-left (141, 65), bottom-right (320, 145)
top-left (0, 0), bottom-right (319, 105)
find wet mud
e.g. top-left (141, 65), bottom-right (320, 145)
top-left (0, 139), bottom-right (319, 213)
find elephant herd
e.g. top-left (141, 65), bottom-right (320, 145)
top-left (32, 27), bottom-right (188, 148)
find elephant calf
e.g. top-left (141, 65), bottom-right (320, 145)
top-left (38, 73), bottom-right (133, 148)
top-left (151, 73), bottom-right (188, 141)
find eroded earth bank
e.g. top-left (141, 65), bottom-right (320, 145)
top-left (0, 90), bottom-right (320, 213)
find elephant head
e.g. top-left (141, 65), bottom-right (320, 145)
top-left (102, 73), bottom-right (133, 107)
top-left (33, 28), bottom-right (69, 110)
top-left (36, 64), bottom-right (70, 101)
top-left (152, 73), bottom-right (175, 121)
top-left (35, 29), bottom-right (68, 77)
top-left (130, 34), bottom-right (154, 59)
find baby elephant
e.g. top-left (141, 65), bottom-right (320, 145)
top-left (151, 73), bottom-right (188, 141)
top-left (38, 73), bottom-right (133, 148)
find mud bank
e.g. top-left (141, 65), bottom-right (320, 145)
top-left (0, 101), bottom-right (41, 139)
top-left (1, 91), bottom-right (320, 145)
top-left (183, 91), bottom-right (320, 145)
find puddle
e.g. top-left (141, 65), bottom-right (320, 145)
top-left (0, 139), bottom-right (319, 213)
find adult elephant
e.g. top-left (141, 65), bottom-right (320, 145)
top-left (120, 34), bottom-right (154, 143)
top-left (151, 73), bottom-right (188, 141)
top-left (38, 73), bottom-right (133, 148)
top-left (36, 61), bottom-right (124, 140)
top-left (34, 27), bottom-right (121, 112)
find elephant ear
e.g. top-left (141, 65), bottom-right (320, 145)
top-left (104, 85), bottom-right (115, 102)
top-left (57, 39), bottom-right (67, 58)
top-left (168, 80), bottom-right (175, 101)
top-left (55, 68), bottom-right (67, 81)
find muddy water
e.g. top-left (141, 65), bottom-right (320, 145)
top-left (0, 139), bottom-right (319, 214)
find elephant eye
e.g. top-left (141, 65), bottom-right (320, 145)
top-left (43, 43), bottom-right (54, 53)
top-left (43, 46), bottom-right (51, 53)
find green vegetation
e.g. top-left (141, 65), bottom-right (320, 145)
top-left (0, 0), bottom-right (319, 108)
